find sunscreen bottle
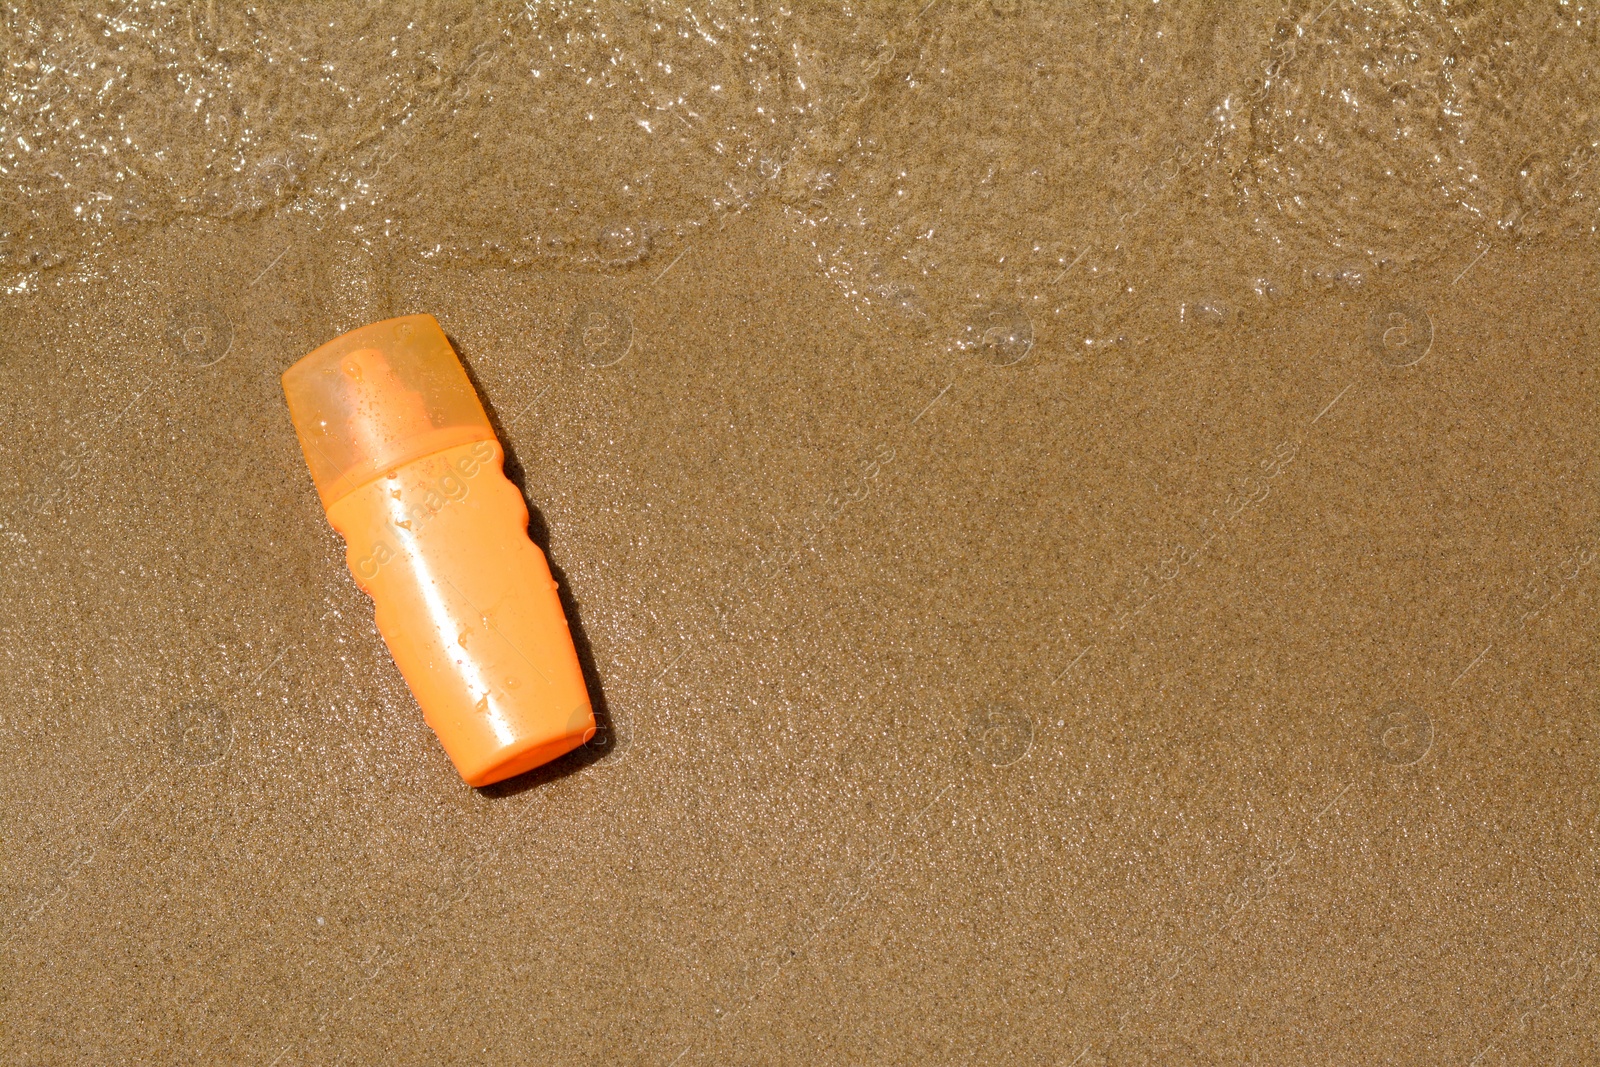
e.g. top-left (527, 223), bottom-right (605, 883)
top-left (282, 314), bottom-right (594, 786)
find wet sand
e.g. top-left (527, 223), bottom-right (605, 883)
top-left (1, 2), bottom-right (1597, 1064)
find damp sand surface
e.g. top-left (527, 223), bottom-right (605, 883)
top-left (1, 3), bottom-right (1598, 1064)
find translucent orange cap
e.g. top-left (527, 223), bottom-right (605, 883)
top-left (282, 314), bottom-right (496, 508)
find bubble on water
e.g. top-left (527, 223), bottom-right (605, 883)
top-left (959, 303), bottom-right (1035, 366)
top-left (1307, 265), bottom-right (1366, 291)
top-left (596, 222), bottom-right (650, 268)
top-left (252, 150), bottom-right (308, 202)
top-left (1250, 277), bottom-right (1282, 300)
top-left (114, 187), bottom-right (155, 230)
top-left (1180, 300), bottom-right (1228, 327)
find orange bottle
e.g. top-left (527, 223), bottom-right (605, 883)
top-left (281, 314), bottom-right (594, 786)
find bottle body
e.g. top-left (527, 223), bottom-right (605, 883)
top-left (283, 313), bottom-right (594, 786)
top-left (326, 440), bottom-right (594, 785)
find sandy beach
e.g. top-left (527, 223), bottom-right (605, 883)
top-left (1, 3), bottom-right (1597, 1063)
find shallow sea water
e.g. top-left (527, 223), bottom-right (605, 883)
top-left (1, 2), bottom-right (1597, 1064)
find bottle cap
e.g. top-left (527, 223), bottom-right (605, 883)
top-left (282, 314), bottom-right (496, 508)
